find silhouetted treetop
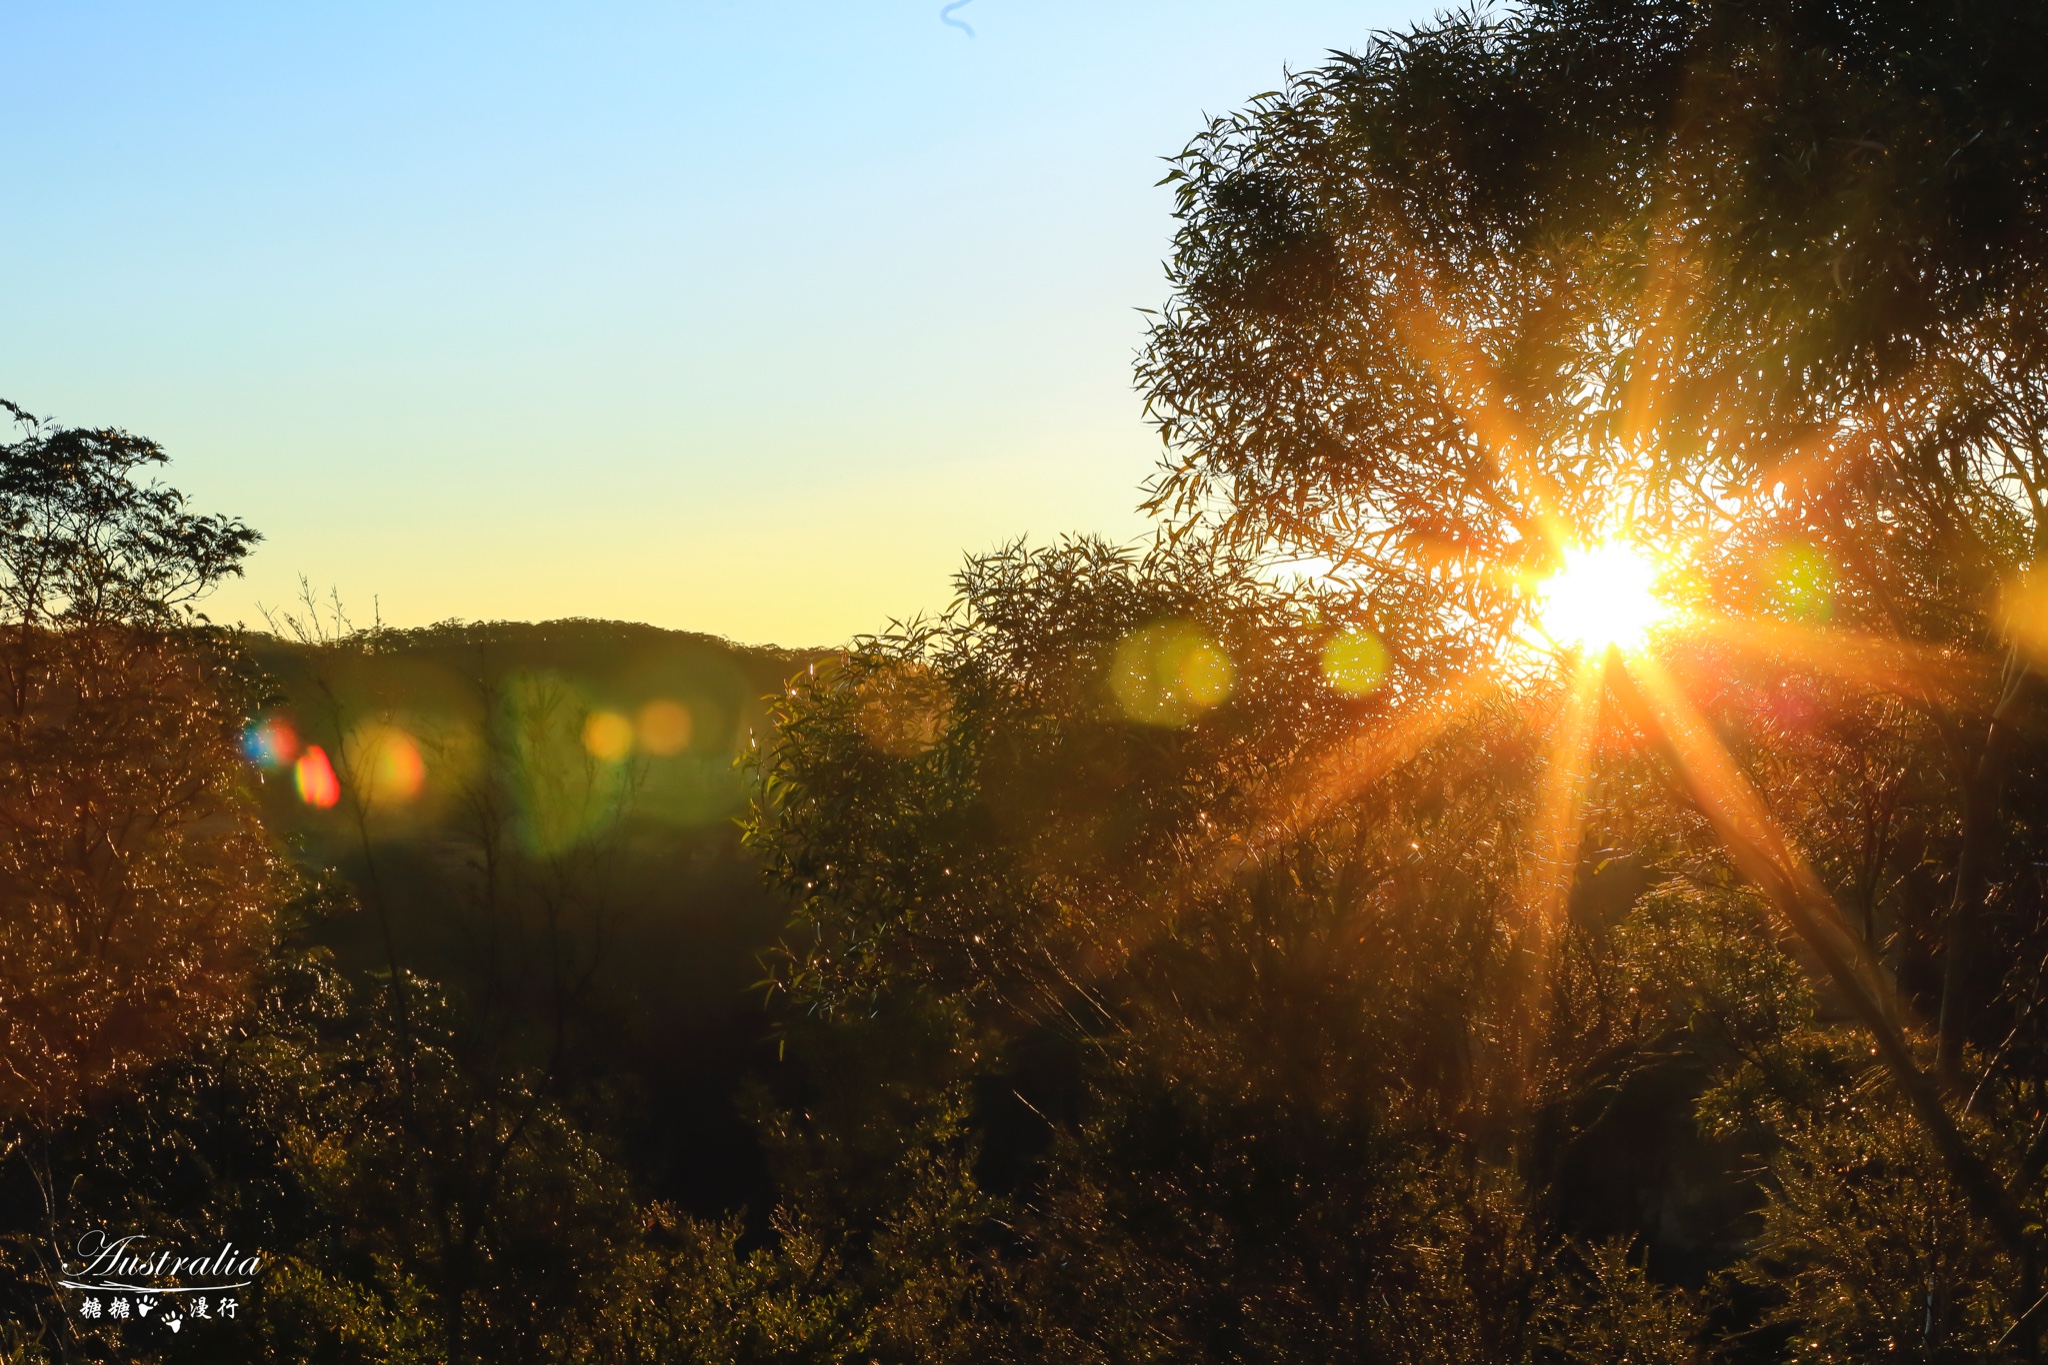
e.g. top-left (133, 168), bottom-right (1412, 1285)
top-left (0, 400), bottom-right (259, 629)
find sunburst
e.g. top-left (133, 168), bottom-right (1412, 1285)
top-left (1530, 542), bottom-right (1672, 655)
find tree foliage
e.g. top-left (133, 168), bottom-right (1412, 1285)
top-left (0, 405), bottom-right (280, 1120)
top-left (0, 400), bottom-right (259, 632)
top-left (20, 2), bottom-right (2048, 1361)
top-left (1139, 0), bottom-right (2048, 670)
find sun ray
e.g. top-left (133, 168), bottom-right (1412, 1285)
top-left (1620, 652), bottom-right (1874, 973)
top-left (1388, 265), bottom-right (1578, 555)
top-left (1747, 349), bottom-right (1952, 522)
top-left (1521, 651), bottom-right (1605, 952)
top-left (1234, 670), bottom-right (1497, 875)
top-left (1032, 671), bottom-right (1499, 998)
top-left (1507, 650), bottom-right (1606, 1093)
top-left (1611, 650), bottom-right (2027, 1246)
top-left (1614, 203), bottom-right (1707, 454)
top-left (1072, 672), bottom-right (1499, 974)
top-left (1690, 614), bottom-right (1992, 708)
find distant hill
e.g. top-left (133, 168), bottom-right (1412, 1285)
top-left (240, 619), bottom-right (828, 1216)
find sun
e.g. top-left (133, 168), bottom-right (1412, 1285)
top-left (1533, 542), bottom-right (1670, 653)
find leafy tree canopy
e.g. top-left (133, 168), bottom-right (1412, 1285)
top-left (0, 402), bottom-right (278, 1120)
top-left (0, 400), bottom-right (258, 631)
top-left (1140, 0), bottom-right (2048, 667)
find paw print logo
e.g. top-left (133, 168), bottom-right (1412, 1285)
top-left (162, 1310), bottom-right (185, 1334)
top-left (136, 1295), bottom-right (159, 1318)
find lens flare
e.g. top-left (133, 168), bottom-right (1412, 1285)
top-left (1533, 543), bottom-right (1669, 653)
top-left (294, 746), bottom-right (341, 809)
top-left (583, 710), bottom-right (635, 763)
top-left (351, 724), bottom-right (426, 804)
top-left (502, 671), bottom-right (633, 855)
top-left (1112, 622), bottom-right (1235, 727)
top-left (1321, 630), bottom-right (1390, 696)
top-left (243, 715), bottom-right (300, 768)
top-left (637, 699), bottom-right (693, 756)
top-left (1768, 541), bottom-right (1836, 622)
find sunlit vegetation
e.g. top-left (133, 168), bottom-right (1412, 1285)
top-left (10, 0), bottom-right (2048, 1361)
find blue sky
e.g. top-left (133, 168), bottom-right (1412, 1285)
top-left (1, 1), bottom-right (1426, 646)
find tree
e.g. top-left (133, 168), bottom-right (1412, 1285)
top-left (1140, 0), bottom-right (2048, 664)
top-left (0, 401), bottom-right (280, 1119)
top-left (1138, 0), bottom-right (2048, 1302)
top-left (0, 399), bottom-right (259, 634)
top-left (747, 538), bottom-right (1713, 1361)
top-left (733, 4), bottom-right (2048, 1357)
